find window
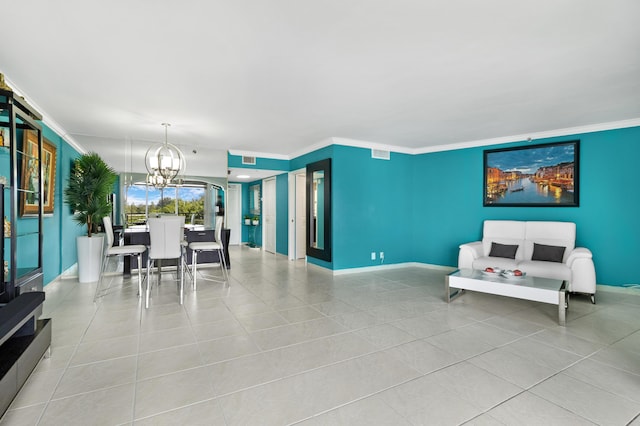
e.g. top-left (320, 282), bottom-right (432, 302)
top-left (125, 183), bottom-right (205, 225)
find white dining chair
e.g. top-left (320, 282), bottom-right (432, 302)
top-left (146, 216), bottom-right (186, 308)
top-left (188, 216), bottom-right (228, 290)
top-left (94, 216), bottom-right (147, 302)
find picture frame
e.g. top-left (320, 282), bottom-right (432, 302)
top-left (20, 130), bottom-right (40, 216)
top-left (483, 140), bottom-right (579, 207)
top-left (42, 138), bottom-right (57, 214)
top-left (20, 131), bottom-right (57, 215)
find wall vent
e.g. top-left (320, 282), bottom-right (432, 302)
top-left (242, 156), bottom-right (256, 165)
top-left (371, 149), bottom-right (390, 160)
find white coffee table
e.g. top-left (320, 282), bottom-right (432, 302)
top-left (446, 269), bottom-right (567, 326)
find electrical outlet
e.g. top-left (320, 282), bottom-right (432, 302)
top-left (380, 252), bottom-right (384, 260)
top-left (371, 252), bottom-right (376, 260)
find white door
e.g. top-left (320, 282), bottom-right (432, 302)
top-left (227, 183), bottom-right (241, 245)
top-left (295, 173), bottom-right (306, 259)
top-left (263, 178), bottom-right (276, 253)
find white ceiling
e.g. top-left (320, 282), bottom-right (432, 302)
top-left (2, 0), bottom-right (639, 175)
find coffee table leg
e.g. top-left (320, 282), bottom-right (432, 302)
top-left (446, 275), bottom-right (450, 302)
top-left (445, 275), bottom-right (463, 302)
top-left (558, 288), bottom-right (566, 326)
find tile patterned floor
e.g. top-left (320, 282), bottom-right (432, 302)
top-left (2, 246), bottom-right (640, 425)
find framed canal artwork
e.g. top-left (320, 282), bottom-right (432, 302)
top-left (483, 140), bottom-right (579, 207)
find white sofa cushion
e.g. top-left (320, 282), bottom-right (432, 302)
top-left (482, 220), bottom-right (526, 261)
top-left (524, 221), bottom-right (575, 263)
top-left (473, 257), bottom-right (519, 271)
top-left (517, 260), bottom-right (572, 281)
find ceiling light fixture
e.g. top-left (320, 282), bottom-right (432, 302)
top-left (237, 174), bottom-right (250, 179)
top-left (144, 123), bottom-right (186, 188)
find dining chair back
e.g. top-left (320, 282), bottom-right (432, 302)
top-left (188, 215), bottom-right (228, 290)
top-left (94, 216), bottom-right (147, 302)
top-left (146, 216), bottom-right (186, 308)
top-left (215, 216), bottom-right (223, 243)
top-left (148, 216), bottom-right (184, 260)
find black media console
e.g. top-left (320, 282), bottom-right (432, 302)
top-left (0, 292), bottom-right (51, 415)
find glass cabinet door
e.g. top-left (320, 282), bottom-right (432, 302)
top-left (0, 145), bottom-right (9, 285)
top-left (15, 129), bottom-right (42, 280)
top-left (0, 90), bottom-right (44, 302)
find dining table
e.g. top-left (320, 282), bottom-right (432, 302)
top-left (122, 227), bottom-right (231, 277)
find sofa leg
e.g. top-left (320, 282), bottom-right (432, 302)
top-left (591, 294), bottom-right (596, 304)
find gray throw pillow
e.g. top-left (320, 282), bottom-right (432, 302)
top-left (532, 243), bottom-right (566, 263)
top-left (488, 242), bottom-right (518, 259)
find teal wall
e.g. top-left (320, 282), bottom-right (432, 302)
top-left (57, 138), bottom-right (83, 277)
top-left (231, 127), bottom-right (639, 286)
top-left (290, 146), bottom-right (334, 172)
top-left (260, 126), bottom-right (640, 286)
top-left (412, 126), bottom-right (640, 286)
top-left (43, 125), bottom-right (82, 284)
top-left (332, 145), bottom-right (414, 270)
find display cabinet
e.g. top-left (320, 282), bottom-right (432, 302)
top-left (0, 89), bottom-right (44, 304)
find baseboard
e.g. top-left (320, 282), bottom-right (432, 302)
top-left (60, 263), bottom-right (78, 280)
top-left (597, 284), bottom-right (640, 295)
top-left (332, 262), bottom-right (456, 275)
top-left (406, 262), bottom-right (458, 272)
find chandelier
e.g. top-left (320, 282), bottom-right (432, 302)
top-left (145, 123), bottom-right (186, 188)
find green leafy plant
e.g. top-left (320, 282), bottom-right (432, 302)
top-left (64, 153), bottom-right (117, 237)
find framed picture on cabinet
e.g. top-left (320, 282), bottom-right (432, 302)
top-left (42, 138), bottom-right (57, 214)
top-left (0, 127), bottom-right (8, 147)
top-left (20, 131), bottom-right (56, 215)
top-left (20, 130), bottom-right (40, 216)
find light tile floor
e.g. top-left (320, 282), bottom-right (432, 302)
top-left (2, 246), bottom-right (640, 425)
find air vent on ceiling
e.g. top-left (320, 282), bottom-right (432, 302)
top-left (371, 149), bottom-right (390, 160)
top-left (242, 156), bottom-right (256, 165)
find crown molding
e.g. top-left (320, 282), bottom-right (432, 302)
top-left (227, 149), bottom-right (289, 160)
top-left (3, 75), bottom-right (86, 154)
top-left (286, 138), bottom-right (334, 160)
top-left (331, 137), bottom-right (415, 155)
top-left (287, 118), bottom-right (640, 160)
top-left (413, 118), bottom-right (640, 154)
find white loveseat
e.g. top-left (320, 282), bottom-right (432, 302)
top-left (458, 220), bottom-right (596, 303)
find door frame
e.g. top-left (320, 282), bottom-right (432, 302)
top-left (227, 183), bottom-right (241, 245)
top-left (288, 168), bottom-right (306, 260)
top-left (262, 177), bottom-right (277, 253)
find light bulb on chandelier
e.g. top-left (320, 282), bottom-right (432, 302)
top-left (146, 171), bottom-right (169, 188)
top-left (144, 123), bottom-right (186, 188)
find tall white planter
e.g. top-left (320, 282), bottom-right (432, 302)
top-left (77, 235), bottom-right (104, 283)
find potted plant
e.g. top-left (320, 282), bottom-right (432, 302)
top-left (64, 153), bottom-right (117, 283)
top-left (252, 215), bottom-right (260, 226)
top-left (244, 215), bottom-right (252, 226)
